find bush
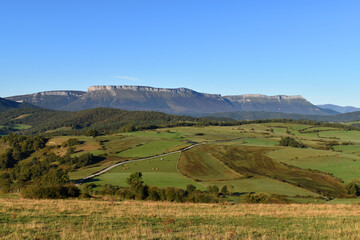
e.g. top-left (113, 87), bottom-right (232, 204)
top-left (207, 185), bottom-right (219, 195)
top-left (279, 137), bottom-right (306, 148)
top-left (221, 185), bottom-right (229, 195)
top-left (243, 193), bottom-right (270, 203)
top-left (22, 184), bottom-right (80, 199)
top-left (62, 138), bottom-right (80, 148)
top-left (346, 180), bottom-right (360, 196)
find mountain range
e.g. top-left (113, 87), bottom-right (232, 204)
top-left (316, 104), bottom-right (360, 114)
top-left (0, 97), bottom-right (34, 112)
top-left (5, 85), bottom-right (337, 116)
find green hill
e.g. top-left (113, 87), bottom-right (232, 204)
top-left (0, 107), bottom-right (212, 134)
top-left (0, 97), bottom-right (34, 113)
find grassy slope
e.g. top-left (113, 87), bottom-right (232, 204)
top-left (2, 198), bottom-right (360, 239)
top-left (203, 178), bottom-right (318, 196)
top-left (67, 124), bottom-right (357, 197)
top-left (209, 145), bottom-right (346, 197)
top-left (334, 144), bottom-right (360, 155)
top-left (47, 136), bottom-right (105, 157)
top-left (117, 140), bottom-right (182, 158)
top-left (267, 148), bottom-right (360, 183)
top-left (178, 144), bottom-right (318, 196)
top-left (89, 152), bottom-right (205, 190)
top-left (319, 130), bottom-right (360, 143)
top-left (178, 144), bottom-right (241, 181)
top-left (5, 124), bottom-right (358, 198)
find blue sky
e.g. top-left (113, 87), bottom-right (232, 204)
top-left (1, 0), bottom-right (359, 106)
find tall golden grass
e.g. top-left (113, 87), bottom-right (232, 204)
top-left (1, 197), bottom-right (360, 239)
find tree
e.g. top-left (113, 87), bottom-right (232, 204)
top-left (186, 184), bottom-right (196, 193)
top-left (85, 129), bottom-right (99, 137)
top-left (0, 149), bottom-right (16, 169)
top-left (221, 185), bottom-right (229, 195)
top-left (126, 172), bottom-right (147, 200)
top-left (227, 185), bottom-right (235, 195)
top-left (207, 185), bottom-right (219, 195)
top-left (120, 124), bottom-right (135, 133)
top-left (165, 187), bottom-right (176, 201)
top-left (66, 147), bottom-right (75, 155)
top-left (41, 169), bottom-right (69, 186)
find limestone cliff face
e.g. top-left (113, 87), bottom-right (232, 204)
top-left (5, 85), bottom-right (335, 115)
top-left (33, 91), bottom-right (85, 97)
top-left (224, 94), bottom-right (305, 102)
top-left (6, 91), bottom-right (86, 110)
top-left (87, 85), bottom-right (221, 98)
top-left (222, 93), bottom-right (322, 114)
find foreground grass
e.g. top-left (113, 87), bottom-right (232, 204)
top-left (1, 198), bottom-right (360, 239)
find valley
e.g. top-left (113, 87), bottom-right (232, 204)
top-left (2, 121), bottom-right (359, 201)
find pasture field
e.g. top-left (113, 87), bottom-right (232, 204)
top-left (208, 144), bottom-right (346, 197)
top-left (319, 130), bottom-right (360, 142)
top-left (10, 124), bottom-right (31, 130)
top-left (334, 144), bottom-right (360, 155)
top-left (301, 126), bottom-right (338, 132)
top-left (90, 153), bottom-right (205, 190)
top-left (45, 126), bottom-right (72, 133)
top-left (2, 198), bottom-right (360, 239)
top-left (178, 145), bottom-right (241, 181)
top-left (0, 123), bottom-right (31, 130)
top-left (267, 148), bottom-right (360, 183)
top-left (203, 178), bottom-right (318, 197)
top-left (117, 140), bottom-right (183, 158)
top-left (98, 135), bottom-right (149, 155)
top-left (69, 165), bottom-right (108, 180)
top-left (4, 122), bottom-right (360, 200)
top-left (58, 123), bottom-right (360, 199)
top-left (240, 137), bottom-right (278, 146)
top-left (47, 135), bottom-right (104, 157)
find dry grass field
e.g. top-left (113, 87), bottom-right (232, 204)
top-left (1, 197), bottom-right (360, 239)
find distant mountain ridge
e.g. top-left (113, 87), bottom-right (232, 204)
top-left (6, 85), bottom-right (336, 116)
top-left (7, 91), bottom-right (86, 110)
top-left (0, 97), bottom-right (35, 113)
top-left (317, 104), bottom-right (360, 114)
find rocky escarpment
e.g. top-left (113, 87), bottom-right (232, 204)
top-left (88, 85), bottom-right (222, 98)
top-left (6, 91), bottom-right (86, 110)
top-left (5, 85), bottom-right (336, 115)
top-left (221, 94), bottom-right (331, 115)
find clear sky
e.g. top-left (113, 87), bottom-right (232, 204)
top-left (1, 0), bottom-right (359, 106)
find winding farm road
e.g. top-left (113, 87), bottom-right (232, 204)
top-left (75, 142), bottom-right (206, 184)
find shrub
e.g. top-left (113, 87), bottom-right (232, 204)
top-left (346, 180), bottom-right (360, 196)
top-left (221, 185), bottom-right (229, 195)
top-left (207, 185), bottom-right (219, 195)
top-left (186, 184), bottom-right (196, 193)
top-left (279, 137), bottom-right (306, 148)
top-left (22, 184), bottom-right (80, 199)
top-left (243, 193), bottom-right (270, 203)
top-left (62, 138), bottom-right (80, 148)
